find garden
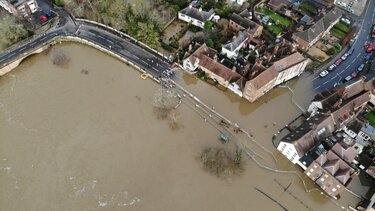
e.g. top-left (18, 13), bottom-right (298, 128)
top-left (257, 8), bottom-right (293, 29)
top-left (330, 21), bottom-right (351, 39)
top-left (366, 111), bottom-right (375, 127)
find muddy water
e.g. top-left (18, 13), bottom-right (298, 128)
top-left (0, 43), bottom-right (359, 211)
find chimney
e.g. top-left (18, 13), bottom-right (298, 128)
top-left (189, 4), bottom-right (192, 8)
top-left (214, 54), bottom-right (218, 62)
top-left (199, 8), bottom-right (202, 12)
top-left (188, 44), bottom-right (193, 52)
top-left (232, 66), bottom-right (237, 72)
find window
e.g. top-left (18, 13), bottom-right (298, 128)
top-left (317, 128), bottom-right (326, 136)
top-left (320, 178), bottom-right (325, 182)
top-left (336, 185), bottom-right (340, 188)
top-left (332, 188), bottom-right (337, 192)
top-left (306, 172), bottom-right (311, 176)
top-left (309, 169), bottom-right (314, 173)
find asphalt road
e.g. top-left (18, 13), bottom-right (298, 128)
top-left (0, 10), bottom-right (173, 82)
top-left (312, 0), bottom-right (375, 91)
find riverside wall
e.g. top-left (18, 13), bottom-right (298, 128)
top-left (0, 36), bottom-right (160, 83)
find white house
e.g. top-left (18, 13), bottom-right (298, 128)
top-left (0, 0), bottom-right (38, 17)
top-left (228, 0), bottom-right (246, 5)
top-left (178, 5), bottom-right (215, 29)
top-left (221, 30), bottom-right (250, 59)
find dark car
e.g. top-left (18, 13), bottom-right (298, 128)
top-left (364, 53), bottom-right (372, 61)
top-left (348, 47), bottom-right (355, 55)
top-left (45, 11), bottom-right (53, 18)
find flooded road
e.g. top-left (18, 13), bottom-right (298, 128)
top-left (0, 43), bottom-right (360, 210)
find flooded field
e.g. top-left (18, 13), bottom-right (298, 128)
top-left (0, 43), bottom-right (361, 210)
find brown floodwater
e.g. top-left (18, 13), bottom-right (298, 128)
top-left (0, 43), bottom-right (361, 211)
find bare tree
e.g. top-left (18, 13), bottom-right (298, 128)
top-left (168, 109), bottom-right (181, 130)
top-left (200, 147), bottom-right (244, 179)
top-left (0, 15), bottom-right (29, 49)
top-left (52, 48), bottom-right (70, 66)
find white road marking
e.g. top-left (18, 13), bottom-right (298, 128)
top-left (133, 55), bottom-right (139, 59)
top-left (152, 67), bottom-right (160, 72)
top-left (314, 85), bottom-right (321, 90)
top-left (323, 81), bottom-right (329, 85)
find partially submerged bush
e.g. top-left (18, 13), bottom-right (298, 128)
top-left (200, 147), bottom-right (244, 179)
top-left (52, 49), bottom-right (70, 66)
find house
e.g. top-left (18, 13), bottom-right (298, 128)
top-left (278, 80), bottom-right (373, 169)
top-left (243, 52), bottom-right (309, 102)
top-left (178, 5), bottom-right (215, 28)
top-left (221, 29), bottom-right (251, 59)
top-left (0, 0), bottom-right (39, 17)
top-left (229, 12), bottom-right (263, 37)
top-left (228, 0), bottom-right (246, 5)
top-left (304, 148), bottom-right (356, 198)
top-left (183, 44), bottom-right (242, 91)
top-left (293, 8), bottom-right (342, 50)
top-left (267, 0), bottom-right (292, 11)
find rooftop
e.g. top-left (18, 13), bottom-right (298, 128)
top-left (179, 6), bottom-right (215, 22)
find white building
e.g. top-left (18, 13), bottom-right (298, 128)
top-left (228, 0), bottom-right (246, 5)
top-left (178, 5), bottom-right (215, 29)
top-left (0, 0), bottom-right (39, 17)
top-left (221, 30), bottom-right (249, 59)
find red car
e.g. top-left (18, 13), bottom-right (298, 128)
top-left (40, 15), bottom-right (48, 23)
top-left (351, 72), bottom-right (357, 78)
top-left (335, 59), bottom-right (343, 66)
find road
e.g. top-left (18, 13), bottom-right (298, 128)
top-left (0, 9), bottom-right (173, 82)
top-left (312, 0), bottom-right (375, 91)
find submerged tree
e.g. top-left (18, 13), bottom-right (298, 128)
top-left (200, 147), bottom-right (244, 179)
top-left (152, 88), bottom-right (178, 118)
top-left (52, 48), bottom-right (70, 66)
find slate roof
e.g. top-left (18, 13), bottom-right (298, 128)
top-left (268, 52), bottom-right (306, 72)
top-left (229, 13), bottom-right (261, 33)
top-left (293, 8), bottom-right (342, 44)
top-left (331, 143), bottom-right (356, 163)
top-left (223, 30), bottom-right (250, 52)
top-left (179, 6), bottom-right (215, 22)
top-left (317, 150), bottom-right (354, 185)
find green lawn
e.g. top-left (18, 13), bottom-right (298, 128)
top-left (334, 21), bottom-right (350, 33)
top-left (330, 27), bottom-right (346, 39)
top-left (366, 112), bottom-right (375, 127)
top-left (266, 24), bottom-right (283, 35)
top-left (301, 2), bottom-right (318, 14)
top-left (257, 8), bottom-right (293, 28)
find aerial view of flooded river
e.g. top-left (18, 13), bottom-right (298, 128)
top-left (0, 43), bottom-right (361, 210)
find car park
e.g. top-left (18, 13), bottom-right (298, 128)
top-left (357, 64), bottom-right (365, 72)
top-left (351, 72), bottom-right (357, 78)
top-left (328, 64), bottom-right (337, 71)
top-left (319, 70), bottom-right (329, 77)
top-left (335, 59), bottom-right (343, 66)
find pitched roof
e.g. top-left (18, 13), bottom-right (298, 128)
top-left (223, 30), bottom-right (250, 52)
top-left (247, 68), bottom-right (278, 90)
top-left (293, 8), bottom-right (342, 43)
top-left (268, 52), bottom-right (306, 72)
top-left (199, 54), bottom-right (242, 83)
top-left (331, 143), bottom-right (356, 163)
top-left (179, 6), bottom-right (215, 22)
top-left (229, 13), bottom-right (261, 33)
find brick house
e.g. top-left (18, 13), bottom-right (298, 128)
top-left (243, 52), bottom-right (309, 102)
top-left (293, 8), bottom-right (342, 50)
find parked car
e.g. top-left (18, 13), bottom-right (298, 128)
top-left (341, 17), bottom-right (351, 25)
top-left (348, 47), bottom-right (355, 55)
top-left (328, 64), bottom-right (337, 71)
top-left (364, 53), bottom-right (372, 61)
top-left (334, 82), bottom-right (341, 87)
top-left (45, 11), bottom-right (53, 18)
top-left (351, 72), bottom-right (357, 78)
top-left (341, 53), bottom-right (350, 60)
top-left (319, 70), bottom-right (329, 77)
top-left (335, 59), bottom-right (343, 66)
top-left (344, 75), bottom-right (353, 82)
top-left (40, 15), bottom-right (47, 23)
top-left (357, 64), bottom-right (365, 72)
